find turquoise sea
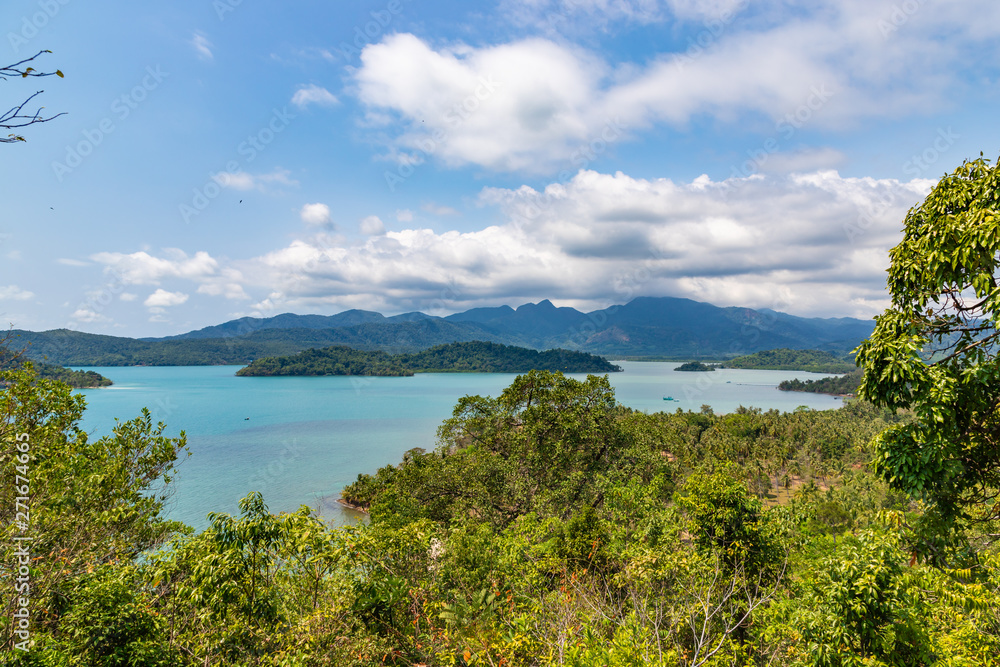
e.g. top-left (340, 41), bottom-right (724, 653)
top-left (74, 362), bottom-right (844, 529)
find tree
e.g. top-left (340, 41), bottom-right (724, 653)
top-left (856, 154), bottom-right (1000, 543)
top-left (2, 50), bottom-right (64, 143)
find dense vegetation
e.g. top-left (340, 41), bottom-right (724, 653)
top-left (7, 361), bottom-right (1000, 666)
top-left (236, 341), bottom-right (622, 377)
top-left (674, 361), bottom-right (716, 372)
top-left (779, 369), bottom-right (862, 396)
top-left (0, 349), bottom-right (111, 388)
top-left (724, 348), bottom-right (856, 373)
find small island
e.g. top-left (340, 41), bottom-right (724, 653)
top-left (236, 340), bottom-right (623, 377)
top-left (674, 361), bottom-right (716, 372)
top-left (779, 369), bottom-right (862, 396)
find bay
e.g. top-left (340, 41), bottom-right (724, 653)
top-left (74, 362), bottom-right (844, 529)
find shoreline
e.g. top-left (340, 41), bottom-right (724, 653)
top-left (335, 496), bottom-right (369, 515)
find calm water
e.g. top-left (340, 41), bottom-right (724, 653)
top-left (74, 363), bottom-right (843, 529)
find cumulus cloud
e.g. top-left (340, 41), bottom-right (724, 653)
top-left (396, 209), bottom-right (414, 223)
top-left (360, 215), bottom-right (386, 236)
top-left (91, 249), bottom-right (219, 285)
top-left (220, 169), bottom-right (927, 318)
top-left (84, 169), bottom-right (934, 320)
top-left (291, 84), bottom-right (339, 109)
top-left (354, 3), bottom-right (1000, 173)
top-left (144, 289), bottom-right (189, 308)
top-left (300, 202), bottom-right (333, 227)
top-left (71, 307), bottom-right (110, 324)
top-left (0, 285), bottom-right (34, 301)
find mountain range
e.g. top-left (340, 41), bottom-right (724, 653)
top-left (7, 296), bottom-right (875, 366)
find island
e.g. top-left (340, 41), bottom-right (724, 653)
top-left (723, 348), bottom-right (855, 373)
top-left (674, 361), bottom-right (716, 372)
top-left (236, 340), bottom-right (623, 377)
top-left (779, 369), bottom-right (862, 396)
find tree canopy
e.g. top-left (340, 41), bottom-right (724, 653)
top-left (857, 154), bottom-right (1000, 560)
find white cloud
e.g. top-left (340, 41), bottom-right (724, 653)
top-left (291, 84), bottom-right (339, 109)
top-left (300, 202), bottom-right (333, 227)
top-left (354, 4), bottom-right (1000, 173)
top-left (144, 289), bottom-right (189, 308)
top-left (422, 202), bottom-right (460, 216)
top-left (215, 168), bottom-right (298, 192)
top-left (360, 215), bottom-right (386, 236)
top-left (119, 292), bottom-right (138, 302)
top-left (57, 258), bottom-right (90, 267)
top-left (396, 209), bottom-right (414, 222)
top-left (191, 32), bottom-right (214, 60)
top-left (71, 307), bottom-right (110, 324)
top-left (0, 285), bottom-right (34, 301)
top-left (91, 249), bottom-right (219, 285)
top-left (231, 169), bottom-right (928, 318)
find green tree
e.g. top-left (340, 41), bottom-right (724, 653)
top-left (856, 154), bottom-right (1000, 545)
top-left (0, 364), bottom-right (187, 652)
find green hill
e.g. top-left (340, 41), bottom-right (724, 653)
top-left (0, 350), bottom-right (112, 388)
top-left (236, 341), bottom-right (622, 377)
top-left (723, 348), bottom-right (856, 373)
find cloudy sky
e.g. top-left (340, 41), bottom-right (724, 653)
top-left (2, 0), bottom-right (998, 336)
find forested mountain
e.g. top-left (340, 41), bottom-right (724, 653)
top-left (236, 341), bottom-right (622, 376)
top-left (10, 297), bottom-right (875, 366)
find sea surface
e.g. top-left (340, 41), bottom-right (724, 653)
top-left (74, 362), bottom-right (844, 529)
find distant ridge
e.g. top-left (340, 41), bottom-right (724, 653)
top-left (9, 296), bottom-right (875, 366)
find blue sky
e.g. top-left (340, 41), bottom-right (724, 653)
top-left (2, 0), bottom-right (998, 337)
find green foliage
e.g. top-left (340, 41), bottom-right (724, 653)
top-left (347, 371), bottom-right (668, 528)
top-left (856, 154), bottom-right (1000, 538)
top-left (726, 348), bottom-right (856, 373)
top-left (237, 341), bottom-right (622, 376)
top-left (676, 464), bottom-right (783, 578)
top-left (779, 369), bottom-right (863, 395)
top-left (0, 364), bottom-right (187, 652)
top-left (10, 345), bottom-right (1000, 666)
top-left (796, 521), bottom-right (932, 667)
top-left (0, 351), bottom-right (112, 388)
